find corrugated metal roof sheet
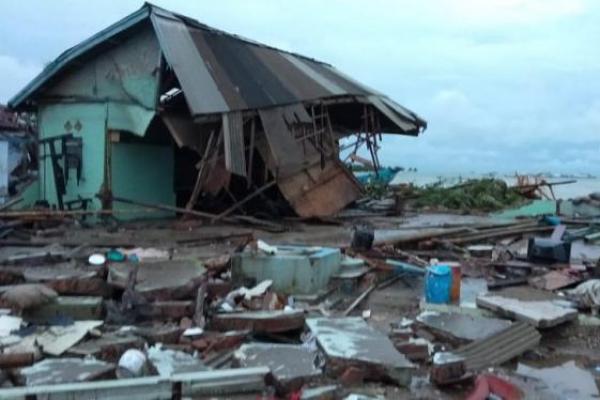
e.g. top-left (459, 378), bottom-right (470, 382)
top-left (455, 322), bottom-right (541, 371)
top-left (9, 3), bottom-right (426, 133)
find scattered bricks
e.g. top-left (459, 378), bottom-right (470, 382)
top-left (0, 268), bottom-right (24, 285)
top-left (0, 352), bottom-right (34, 369)
top-left (339, 367), bottom-right (366, 386)
top-left (430, 352), bottom-right (467, 385)
top-left (210, 310), bottom-right (305, 333)
top-left (68, 334), bottom-right (144, 363)
top-left (206, 280), bottom-right (232, 300)
top-left (24, 296), bottom-right (104, 323)
top-left (393, 341), bottom-right (429, 362)
top-left (413, 327), bottom-right (437, 342)
top-left (191, 330), bottom-right (249, 354)
top-left (46, 278), bottom-right (110, 297)
top-left (134, 325), bottom-right (184, 345)
top-left (23, 266), bottom-right (110, 297)
top-left (145, 301), bottom-right (194, 320)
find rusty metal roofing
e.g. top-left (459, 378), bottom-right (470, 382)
top-left (8, 3), bottom-right (426, 133)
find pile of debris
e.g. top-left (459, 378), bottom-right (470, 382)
top-left (0, 207), bottom-right (598, 398)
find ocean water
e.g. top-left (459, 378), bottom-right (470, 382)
top-left (390, 171), bottom-right (600, 200)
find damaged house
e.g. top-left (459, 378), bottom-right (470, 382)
top-left (0, 105), bottom-right (36, 204)
top-left (8, 3), bottom-right (426, 218)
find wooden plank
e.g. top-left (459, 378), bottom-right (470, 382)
top-left (277, 160), bottom-right (361, 217)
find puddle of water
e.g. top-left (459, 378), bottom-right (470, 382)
top-left (517, 360), bottom-right (599, 399)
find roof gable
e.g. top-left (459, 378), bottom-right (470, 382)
top-left (9, 3), bottom-right (426, 132)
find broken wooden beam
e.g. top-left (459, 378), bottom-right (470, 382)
top-left (211, 181), bottom-right (276, 223)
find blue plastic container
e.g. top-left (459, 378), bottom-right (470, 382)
top-left (425, 265), bottom-right (452, 304)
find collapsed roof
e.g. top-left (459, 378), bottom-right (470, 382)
top-left (9, 3), bottom-right (427, 218)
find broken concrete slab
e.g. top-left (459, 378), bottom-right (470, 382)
top-left (476, 295), bottom-right (578, 328)
top-left (132, 325), bottom-right (183, 345)
top-left (430, 352), bottom-right (468, 385)
top-left (232, 245), bottom-right (341, 295)
top-left (419, 300), bottom-right (496, 318)
top-left (23, 296), bottom-right (103, 323)
top-left (210, 310), bottom-right (305, 333)
top-left (36, 320), bottom-right (104, 356)
top-left (306, 317), bottom-right (415, 386)
top-left (454, 321), bottom-right (541, 371)
top-left (190, 330), bottom-right (249, 353)
top-left (529, 270), bottom-right (583, 291)
top-left (234, 343), bottom-right (321, 392)
top-left (392, 339), bottom-right (430, 362)
top-left (148, 344), bottom-right (207, 376)
top-left (22, 264), bottom-right (108, 296)
top-left (108, 260), bottom-right (205, 300)
top-left (68, 334), bottom-right (144, 362)
top-left (20, 358), bottom-right (115, 386)
top-left (416, 311), bottom-right (512, 344)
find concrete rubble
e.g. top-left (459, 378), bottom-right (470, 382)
top-left (234, 343), bottom-right (321, 392)
top-left (476, 295), bottom-right (578, 328)
top-left (306, 317), bottom-right (415, 386)
top-left (415, 311), bottom-right (512, 344)
top-left (0, 213), bottom-right (597, 398)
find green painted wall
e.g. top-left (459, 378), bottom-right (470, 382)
top-left (38, 103), bottom-right (107, 211)
top-left (45, 27), bottom-right (161, 110)
top-left (111, 141), bottom-right (175, 219)
top-left (32, 27), bottom-right (173, 218)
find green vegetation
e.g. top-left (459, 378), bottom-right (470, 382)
top-left (409, 179), bottom-right (525, 212)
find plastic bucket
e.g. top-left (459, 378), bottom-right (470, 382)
top-left (425, 265), bottom-right (452, 304)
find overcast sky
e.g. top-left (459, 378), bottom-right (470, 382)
top-left (1, 0), bottom-right (599, 174)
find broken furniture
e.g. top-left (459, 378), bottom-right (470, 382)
top-left (527, 224), bottom-right (572, 263)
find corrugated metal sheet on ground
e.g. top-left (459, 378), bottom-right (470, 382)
top-left (454, 321), bottom-right (541, 371)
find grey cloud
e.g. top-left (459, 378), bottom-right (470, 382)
top-left (0, 0), bottom-right (598, 174)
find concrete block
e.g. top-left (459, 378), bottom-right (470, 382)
top-left (306, 317), bottom-right (415, 386)
top-left (232, 246), bottom-right (341, 295)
